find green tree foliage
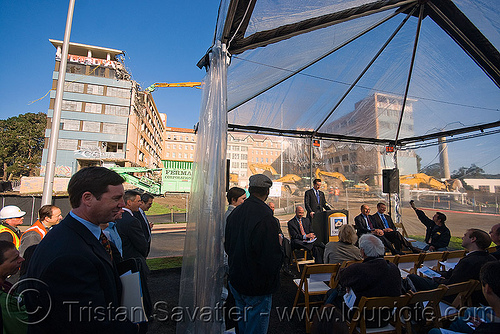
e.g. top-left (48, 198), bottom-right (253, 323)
top-left (0, 112), bottom-right (46, 180)
top-left (451, 164), bottom-right (485, 179)
top-left (420, 163), bottom-right (442, 178)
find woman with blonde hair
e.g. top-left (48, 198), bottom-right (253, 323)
top-left (324, 224), bottom-right (362, 264)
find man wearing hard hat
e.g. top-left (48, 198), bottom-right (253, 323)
top-left (0, 205), bottom-right (25, 249)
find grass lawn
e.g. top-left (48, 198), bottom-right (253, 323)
top-left (147, 202), bottom-right (186, 215)
top-left (409, 235), bottom-right (464, 250)
top-left (147, 256), bottom-right (183, 270)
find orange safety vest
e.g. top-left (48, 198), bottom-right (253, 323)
top-left (334, 188), bottom-right (340, 196)
top-left (21, 220), bottom-right (47, 241)
top-left (0, 224), bottom-right (21, 249)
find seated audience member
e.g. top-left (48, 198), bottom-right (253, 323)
top-left (489, 223), bottom-right (500, 260)
top-left (408, 229), bottom-right (496, 304)
top-left (0, 240), bottom-right (27, 333)
top-left (371, 202), bottom-right (416, 254)
top-left (354, 204), bottom-right (401, 255)
top-left (288, 206), bottom-right (325, 264)
top-left (269, 202), bottom-right (293, 277)
top-left (332, 234), bottom-right (402, 327)
top-left (410, 200), bottom-right (450, 251)
top-left (19, 205), bottom-right (62, 257)
top-left (324, 224), bottom-right (362, 264)
top-left (428, 261), bottom-right (500, 334)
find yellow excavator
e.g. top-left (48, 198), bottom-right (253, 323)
top-left (145, 82), bottom-right (202, 93)
top-left (249, 163), bottom-right (279, 176)
top-left (314, 168), bottom-right (369, 192)
top-left (400, 173), bottom-right (463, 191)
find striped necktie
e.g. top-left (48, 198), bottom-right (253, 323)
top-left (298, 218), bottom-right (306, 236)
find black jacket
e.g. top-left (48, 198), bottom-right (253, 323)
top-left (415, 209), bottom-right (451, 249)
top-left (304, 188), bottom-right (330, 218)
top-left (225, 195), bottom-right (283, 296)
top-left (354, 213), bottom-right (376, 238)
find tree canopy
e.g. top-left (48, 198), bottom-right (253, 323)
top-left (0, 112), bottom-right (46, 180)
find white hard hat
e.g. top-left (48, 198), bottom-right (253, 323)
top-left (0, 205), bottom-right (26, 219)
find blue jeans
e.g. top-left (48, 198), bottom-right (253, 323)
top-left (229, 283), bottom-right (272, 334)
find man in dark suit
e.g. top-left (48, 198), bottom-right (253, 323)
top-left (304, 178), bottom-right (331, 221)
top-left (133, 192), bottom-right (154, 257)
top-left (354, 204), bottom-right (400, 255)
top-left (288, 206), bottom-right (325, 263)
top-left (408, 228), bottom-right (496, 304)
top-left (116, 190), bottom-right (152, 317)
top-left (370, 202), bottom-right (406, 254)
top-left (24, 167), bottom-right (138, 333)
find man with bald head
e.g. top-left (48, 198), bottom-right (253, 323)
top-left (288, 206), bottom-right (325, 263)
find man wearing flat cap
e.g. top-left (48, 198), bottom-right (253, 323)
top-left (225, 174), bottom-right (284, 333)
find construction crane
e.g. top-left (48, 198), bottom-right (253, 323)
top-left (145, 82), bottom-right (202, 93)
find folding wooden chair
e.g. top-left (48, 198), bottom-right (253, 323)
top-left (347, 294), bottom-right (410, 334)
top-left (436, 280), bottom-right (479, 325)
top-left (292, 248), bottom-right (315, 272)
top-left (293, 264), bottom-right (341, 333)
top-left (401, 286), bottom-right (448, 334)
top-left (395, 254), bottom-right (422, 277)
top-left (394, 222), bottom-right (416, 243)
top-left (439, 250), bottom-right (466, 271)
top-left (418, 251), bottom-right (446, 273)
top-left (384, 255), bottom-right (399, 263)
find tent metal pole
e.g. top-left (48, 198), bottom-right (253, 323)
top-left (314, 5), bottom-right (418, 134)
top-left (310, 137), bottom-right (313, 188)
top-left (42, 0), bottom-right (76, 206)
top-left (395, 3), bottom-right (424, 144)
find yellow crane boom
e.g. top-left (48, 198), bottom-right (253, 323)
top-left (146, 82), bottom-right (202, 92)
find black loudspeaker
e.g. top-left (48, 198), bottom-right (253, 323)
top-left (382, 168), bottom-right (399, 193)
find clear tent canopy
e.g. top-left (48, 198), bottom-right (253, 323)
top-left (178, 1), bottom-right (500, 332)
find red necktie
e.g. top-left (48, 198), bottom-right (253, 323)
top-left (100, 231), bottom-right (113, 261)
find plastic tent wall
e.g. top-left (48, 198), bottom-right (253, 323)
top-left (178, 0), bottom-right (499, 332)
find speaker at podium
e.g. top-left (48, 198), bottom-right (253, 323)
top-left (311, 209), bottom-right (349, 244)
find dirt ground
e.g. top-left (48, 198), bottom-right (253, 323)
top-left (156, 193), bottom-right (498, 238)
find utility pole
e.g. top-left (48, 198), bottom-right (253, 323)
top-left (42, 0), bottom-right (76, 205)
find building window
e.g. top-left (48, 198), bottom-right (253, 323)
top-left (478, 186), bottom-right (490, 192)
top-left (82, 121), bottom-right (100, 133)
top-left (104, 105), bottom-right (128, 116)
top-left (172, 152), bottom-right (176, 158)
top-left (107, 86), bottom-right (129, 98)
top-left (105, 142), bottom-right (123, 153)
top-left (61, 119), bottom-right (80, 131)
top-left (342, 154), bottom-right (348, 161)
top-left (85, 103), bottom-right (102, 114)
top-left (102, 123), bottom-right (126, 134)
top-left (190, 154), bottom-right (193, 159)
top-left (184, 153), bottom-right (188, 159)
top-left (58, 139), bottom-right (78, 150)
top-left (61, 100), bottom-right (82, 112)
top-left (64, 82), bottom-right (84, 93)
top-left (166, 152), bottom-right (170, 158)
top-left (86, 84), bottom-right (104, 95)
top-left (344, 166), bottom-right (349, 173)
